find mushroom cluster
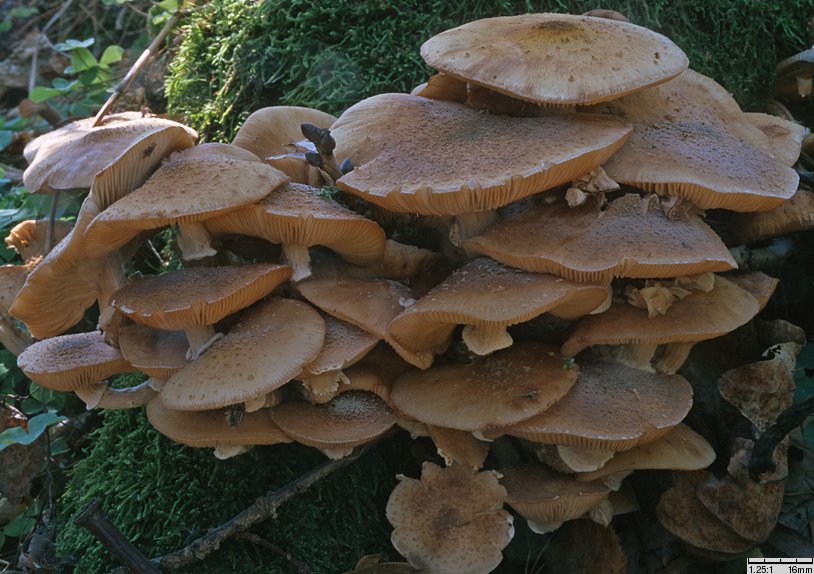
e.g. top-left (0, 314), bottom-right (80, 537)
top-left (8, 11), bottom-right (808, 573)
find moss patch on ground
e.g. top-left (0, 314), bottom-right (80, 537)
top-left (165, 0), bottom-right (811, 141)
top-left (55, 403), bottom-right (414, 573)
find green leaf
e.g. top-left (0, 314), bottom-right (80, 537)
top-left (0, 411), bottom-right (66, 452)
top-left (0, 131), bottom-right (11, 151)
top-left (803, 420), bottom-right (814, 450)
top-left (9, 7), bottom-right (38, 18)
top-left (3, 498), bottom-right (42, 537)
top-left (67, 47), bottom-right (99, 73)
top-left (29, 86), bottom-right (66, 103)
top-left (156, 0), bottom-right (181, 12)
top-left (53, 38), bottom-right (95, 51)
top-left (51, 77), bottom-right (76, 90)
top-left (50, 436), bottom-right (70, 456)
top-left (100, 45), bottom-right (125, 67)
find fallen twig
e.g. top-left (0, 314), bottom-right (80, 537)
top-left (750, 395), bottom-right (814, 481)
top-left (236, 532), bottom-right (312, 574)
top-left (28, 0), bottom-right (76, 95)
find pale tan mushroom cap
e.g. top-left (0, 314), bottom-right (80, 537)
top-left (111, 263), bottom-right (292, 331)
top-left (17, 331), bottom-right (134, 391)
top-left (5, 219), bottom-right (73, 262)
top-left (231, 106), bottom-right (336, 160)
top-left (82, 150), bottom-right (289, 259)
top-left (725, 272), bottom-right (779, 312)
top-left (204, 183), bottom-right (386, 265)
top-left (390, 343), bottom-right (578, 431)
top-left (386, 462), bottom-right (513, 574)
top-left (729, 189), bottom-right (814, 245)
top-left (270, 391), bottom-right (396, 450)
top-left (0, 263), bottom-right (32, 314)
top-left (23, 112), bottom-right (197, 193)
top-left (388, 258), bottom-right (608, 353)
top-left (420, 14), bottom-right (687, 105)
top-left (742, 112), bottom-right (805, 166)
top-left (409, 73), bottom-right (468, 102)
top-left (118, 324), bottom-right (188, 380)
top-left (159, 298), bottom-right (325, 410)
top-left (427, 426), bottom-right (490, 469)
top-left (332, 93), bottom-right (631, 215)
top-left (501, 464), bottom-right (609, 526)
top-left (487, 359), bottom-right (693, 450)
top-left (561, 276), bottom-right (760, 357)
top-left (300, 315), bottom-right (379, 377)
top-left (464, 194), bottom-right (736, 283)
top-left (146, 399), bottom-right (291, 448)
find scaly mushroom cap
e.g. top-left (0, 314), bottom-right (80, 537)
top-left (332, 93), bottom-right (631, 215)
top-left (742, 112), bottom-right (805, 166)
top-left (231, 106), bottom-right (336, 160)
top-left (501, 464), bottom-right (610, 531)
top-left (82, 146), bottom-right (289, 259)
top-left (23, 112), bottom-right (196, 193)
top-left (486, 359), bottom-right (693, 450)
top-left (602, 70), bottom-right (799, 211)
top-left (17, 331), bottom-right (135, 391)
top-left (146, 399), bottom-right (291, 448)
top-left (118, 324), bottom-right (188, 380)
top-left (390, 343), bottom-right (578, 432)
top-left (203, 182), bottom-right (386, 265)
top-left (427, 425), bottom-right (490, 469)
top-left (5, 219), bottom-right (73, 262)
top-left (159, 298), bottom-right (324, 410)
top-left (270, 391), bottom-right (396, 452)
top-left (300, 315), bottom-right (379, 378)
top-left (386, 462), bottom-right (513, 574)
top-left (729, 189), bottom-right (814, 245)
top-left (388, 258), bottom-right (608, 356)
top-left (464, 194), bottom-right (736, 283)
top-left (561, 276), bottom-right (760, 357)
top-left (420, 14), bottom-right (688, 106)
top-left (111, 263), bottom-right (293, 331)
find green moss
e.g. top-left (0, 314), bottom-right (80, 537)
top-left (56, 405), bottom-right (412, 573)
top-left (166, 0), bottom-right (810, 142)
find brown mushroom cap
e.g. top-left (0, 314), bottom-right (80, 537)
top-left (118, 324), bottom-right (188, 380)
top-left (300, 315), bottom-right (379, 378)
top-left (725, 272), bottom-right (779, 312)
top-left (231, 106), bottom-right (336, 160)
top-left (111, 263), bottom-right (292, 331)
top-left (742, 112), bottom-right (805, 166)
top-left (486, 359), bottom-right (693, 450)
top-left (386, 462), bottom-right (513, 574)
top-left (269, 390), bottom-right (396, 452)
top-left (331, 93), bottom-right (631, 215)
top-left (420, 14), bottom-right (688, 106)
top-left (410, 73), bottom-right (468, 103)
top-left (82, 147), bottom-right (289, 259)
top-left (5, 219), bottom-right (73, 263)
top-left (561, 275), bottom-right (760, 358)
top-left (17, 331), bottom-right (135, 391)
top-left (390, 343), bottom-right (578, 431)
top-left (388, 258), bottom-right (608, 356)
top-left (427, 425), bottom-right (490, 469)
top-left (23, 112), bottom-right (197, 193)
top-left (146, 399), bottom-right (291, 448)
top-left (159, 298), bottom-right (325, 410)
top-left (0, 263), bottom-right (32, 314)
top-left (464, 194), bottom-right (736, 283)
top-left (729, 189), bottom-right (814, 245)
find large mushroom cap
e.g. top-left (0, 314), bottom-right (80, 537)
top-left (231, 106), bottom-right (336, 160)
top-left (118, 324), bottom-right (188, 380)
top-left (332, 93), bottom-right (631, 215)
top-left (386, 462), bottom-right (513, 574)
top-left (390, 343), bottom-right (578, 432)
top-left (5, 219), bottom-right (73, 263)
top-left (420, 14), bottom-right (688, 106)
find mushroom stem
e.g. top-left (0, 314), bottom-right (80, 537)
top-left (75, 380), bottom-right (159, 410)
top-left (178, 222), bottom-right (218, 261)
top-left (214, 445), bottom-right (252, 459)
top-left (450, 210), bottom-right (498, 248)
top-left (652, 342), bottom-right (695, 374)
top-left (185, 325), bottom-right (222, 360)
top-left (607, 342), bottom-right (658, 371)
top-left (300, 370), bottom-right (351, 403)
top-left (556, 445), bottom-right (615, 473)
top-left (282, 243), bottom-right (312, 281)
top-left (0, 310), bottom-right (32, 356)
top-left (97, 252), bottom-right (128, 347)
top-left (462, 323), bottom-right (514, 356)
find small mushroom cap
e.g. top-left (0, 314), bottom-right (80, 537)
top-left (203, 182), bottom-right (386, 266)
top-left (386, 462), bottom-right (513, 574)
top-left (159, 298), bottom-right (325, 410)
top-left (390, 343), bottom-right (578, 432)
top-left (729, 189), bottom-right (814, 245)
top-left (270, 390), bottom-right (396, 451)
top-left (501, 464), bottom-right (610, 527)
top-left (82, 147), bottom-right (289, 259)
top-left (576, 424), bottom-right (716, 482)
top-left (23, 112), bottom-right (197, 193)
top-left (427, 425), bottom-right (490, 469)
top-left (17, 331), bottom-right (135, 391)
top-left (464, 194), bottom-right (736, 283)
top-left (332, 93), bottom-right (631, 215)
top-left (300, 315), bottom-right (379, 377)
top-left (725, 272), bottom-right (779, 312)
top-left (561, 275), bottom-right (760, 357)
top-left (420, 14), bottom-right (688, 106)
top-left (146, 399), bottom-right (291, 448)
top-left (388, 258), bottom-right (608, 354)
top-left (410, 73), bottom-right (468, 103)
top-left (5, 219), bottom-right (73, 262)
top-left (231, 106), bottom-right (336, 160)
top-left (486, 359), bottom-right (693, 450)
top-left (0, 263), bottom-right (32, 314)
top-left (118, 323), bottom-right (188, 380)
top-left (742, 112), bottom-right (805, 166)
top-left (111, 263), bottom-right (293, 331)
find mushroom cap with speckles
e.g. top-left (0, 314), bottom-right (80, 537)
top-left (159, 298), bottom-right (325, 410)
top-left (390, 343), bottom-right (578, 431)
top-left (728, 189), bottom-right (814, 245)
top-left (300, 315), bottom-right (379, 378)
top-left (386, 462), bottom-right (513, 574)
top-left (420, 14), bottom-right (688, 106)
top-left (331, 93), bottom-right (631, 215)
top-left (111, 263), bottom-right (293, 331)
top-left (17, 331), bottom-right (135, 391)
top-left (118, 323), bottom-right (188, 380)
top-left (231, 106), bottom-right (336, 160)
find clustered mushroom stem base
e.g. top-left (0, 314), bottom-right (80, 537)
top-left (462, 324), bottom-right (514, 356)
top-left (177, 222), bottom-right (218, 261)
top-left (652, 342), bottom-right (695, 374)
top-left (282, 244), bottom-right (312, 281)
top-left (185, 325), bottom-right (222, 360)
top-left (608, 342), bottom-right (659, 371)
top-left (450, 210), bottom-right (498, 248)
